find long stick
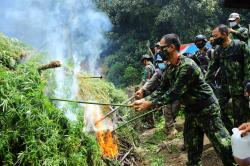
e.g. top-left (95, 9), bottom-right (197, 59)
top-left (146, 40), bottom-right (154, 57)
top-left (80, 76), bottom-right (103, 79)
top-left (113, 109), bottom-right (156, 132)
top-left (50, 98), bottom-right (133, 107)
top-left (95, 96), bottom-right (135, 125)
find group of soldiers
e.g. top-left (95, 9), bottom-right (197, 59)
top-left (133, 12), bottom-right (250, 166)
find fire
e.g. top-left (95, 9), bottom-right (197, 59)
top-left (95, 114), bottom-right (118, 158)
top-left (96, 129), bottom-right (118, 158)
top-left (84, 104), bottom-right (118, 158)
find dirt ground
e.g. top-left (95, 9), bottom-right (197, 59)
top-left (137, 118), bottom-right (223, 166)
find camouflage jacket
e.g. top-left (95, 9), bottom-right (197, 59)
top-left (189, 48), bottom-right (210, 73)
top-left (142, 69), bottom-right (163, 94)
top-left (206, 40), bottom-right (250, 95)
top-left (229, 25), bottom-right (249, 43)
top-left (148, 55), bottom-right (215, 109)
top-left (140, 61), bottom-right (155, 86)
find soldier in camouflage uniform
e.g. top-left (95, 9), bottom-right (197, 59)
top-left (206, 24), bottom-right (250, 134)
top-left (134, 34), bottom-right (235, 166)
top-left (139, 54), bottom-right (155, 129)
top-left (228, 13), bottom-right (249, 43)
top-left (139, 54), bottom-right (155, 86)
top-left (189, 35), bottom-right (210, 74)
top-left (136, 53), bottom-right (179, 136)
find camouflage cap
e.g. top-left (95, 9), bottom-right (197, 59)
top-left (155, 42), bottom-right (160, 47)
top-left (194, 34), bottom-right (207, 43)
top-left (141, 54), bottom-right (152, 62)
top-left (228, 13), bottom-right (240, 21)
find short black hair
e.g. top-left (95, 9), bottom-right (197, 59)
top-left (161, 33), bottom-right (181, 51)
top-left (215, 24), bottom-right (229, 36)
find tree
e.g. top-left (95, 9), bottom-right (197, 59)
top-left (97, 0), bottom-right (250, 87)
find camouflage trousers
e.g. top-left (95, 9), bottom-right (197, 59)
top-left (218, 92), bottom-right (250, 134)
top-left (185, 102), bottom-right (235, 166)
top-left (162, 100), bottom-right (180, 132)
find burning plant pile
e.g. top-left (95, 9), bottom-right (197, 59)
top-left (84, 104), bottom-right (119, 159)
top-left (0, 33), bottom-right (142, 165)
top-left (79, 75), bottom-right (143, 165)
top-left (0, 34), bottom-right (104, 165)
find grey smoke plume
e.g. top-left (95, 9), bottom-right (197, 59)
top-left (0, 0), bottom-right (111, 73)
top-left (0, 0), bottom-right (112, 120)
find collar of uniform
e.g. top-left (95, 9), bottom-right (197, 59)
top-left (169, 55), bottom-right (182, 67)
top-left (223, 40), bottom-right (233, 50)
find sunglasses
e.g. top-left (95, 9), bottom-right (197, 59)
top-left (159, 44), bottom-right (170, 51)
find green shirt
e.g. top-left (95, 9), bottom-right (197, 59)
top-left (206, 40), bottom-right (250, 95)
top-left (149, 55), bottom-right (215, 108)
top-left (229, 25), bottom-right (249, 43)
top-left (140, 61), bottom-right (155, 86)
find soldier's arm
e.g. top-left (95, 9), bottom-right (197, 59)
top-left (235, 27), bottom-right (249, 42)
top-left (242, 43), bottom-right (250, 89)
top-left (142, 71), bottom-right (161, 95)
top-left (146, 66), bottom-right (152, 80)
top-left (148, 64), bottom-right (194, 108)
top-left (140, 68), bottom-right (147, 86)
top-left (205, 55), bottom-right (220, 85)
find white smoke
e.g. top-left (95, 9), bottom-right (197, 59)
top-left (83, 104), bottom-right (114, 132)
top-left (0, 0), bottom-right (112, 120)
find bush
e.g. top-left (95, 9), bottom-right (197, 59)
top-left (0, 34), bottom-right (104, 165)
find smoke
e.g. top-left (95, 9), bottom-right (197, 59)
top-left (84, 104), bottom-right (114, 132)
top-left (0, 0), bottom-right (112, 120)
top-left (0, 0), bottom-right (112, 72)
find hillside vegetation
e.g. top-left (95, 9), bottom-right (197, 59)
top-left (97, 0), bottom-right (250, 87)
top-left (0, 33), bottom-right (110, 165)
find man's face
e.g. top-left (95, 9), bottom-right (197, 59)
top-left (159, 38), bottom-right (170, 58)
top-left (212, 28), bottom-right (227, 45)
top-left (159, 38), bottom-right (176, 60)
top-left (229, 18), bottom-right (239, 28)
top-left (195, 40), bottom-right (205, 49)
top-left (212, 28), bottom-right (222, 39)
top-left (159, 38), bottom-right (175, 52)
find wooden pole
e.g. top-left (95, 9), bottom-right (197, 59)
top-left (113, 109), bottom-right (156, 132)
top-left (95, 96), bottom-right (135, 125)
top-left (50, 98), bottom-right (133, 107)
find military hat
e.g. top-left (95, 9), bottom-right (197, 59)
top-left (194, 35), bottom-right (207, 43)
top-left (155, 42), bottom-right (160, 47)
top-left (228, 13), bottom-right (240, 21)
top-left (141, 54), bottom-right (152, 62)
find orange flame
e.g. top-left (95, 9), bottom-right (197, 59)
top-left (95, 115), bottom-right (118, 158)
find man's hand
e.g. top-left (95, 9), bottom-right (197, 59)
top-left (239, 123), bottom-right (250, 136)
top-left (228, 28), bottom-right (237, 34)
top-left (133, 98), bottom-right (152, 112)
top-left (135, 89), bottom-right (144, 99)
